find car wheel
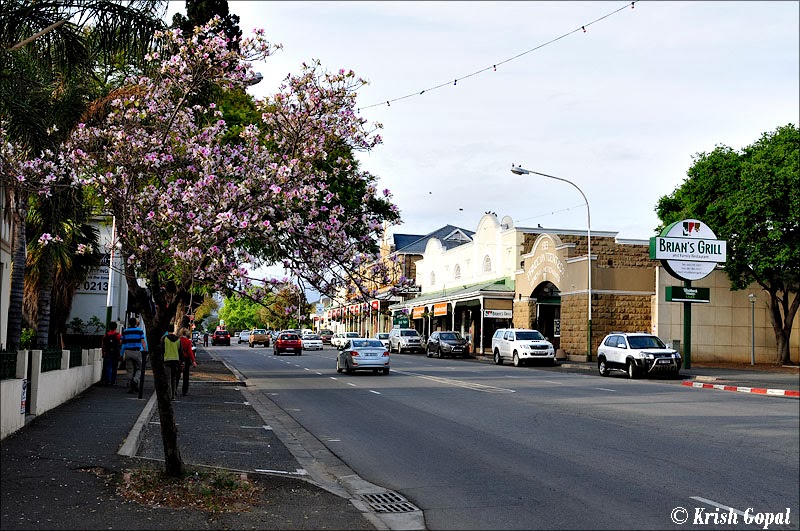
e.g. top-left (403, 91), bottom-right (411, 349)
top-left (336, 358), bottom-right (343, 373)
top-left (494, 350), bottom-right (503, 365)
top-left (436, 347), bottom-right (442, 359)
top-left (383, 368), bottom-right (390, 375)
top-left (672, 369), bottom-right (681, 379)
top-left (249, 343), bottom-right (253, 348)
top-left (627, 361), bottom-right (637, 379)
top-left (426, 348), bottom-right (432, 358)
top-left (297, 351), bottom-right (301, 356)
top-left (513, 352), bottom-right (521, 367)
top-left (598, 358), bottom-right (609, 376)
top-left (345, 362), bottom-right (353, 375)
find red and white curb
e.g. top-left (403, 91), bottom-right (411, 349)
top-left (682, 381), bottom-right (800, 398)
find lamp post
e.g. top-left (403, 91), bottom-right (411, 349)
top-left (510, 165), bottom-right (592, 361)
top-left (748, 293), bottom-right (756, 365)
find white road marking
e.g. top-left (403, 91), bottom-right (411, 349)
top-left (240, 425), bottom-right (273, 430)
top-left (347, 382), bottom-right (357, 387)
top-left (544, 380), bottom-right (564, 385)
top-left (304, 367), bottom-right (310, 371)
top-left (392, 369), bottom-right (515, 393)
top-left (690, 497), bottom-right (747, 517)
top-left (255, 468), bottom-right (308, 476)
top-left (369, 390), bottom-right (381, 395)
top-left (595, 388), bottom-right (617, 392)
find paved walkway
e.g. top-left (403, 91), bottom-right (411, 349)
top-left (0, 349), bottom-right (377, 530)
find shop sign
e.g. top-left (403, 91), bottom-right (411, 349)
top-left (393, 314), bottom-right (409, 328)
top-left (665, 286), bottom-right (710, 303)
top-left (371, 300), bottom-right (380, 310)
top-left (396, 285), bottom-right (421, 294)
top-left (412, 307), bottom-right (425, 319)
top-left (433, 302), bottom-right (448, 316)
top-left (484, 309), bottom-right (512, 319)
top-left (649, 219), bottom-right (726, 281)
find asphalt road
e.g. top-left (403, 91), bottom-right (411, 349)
top-left (218, 344), bottom-right (800, 530)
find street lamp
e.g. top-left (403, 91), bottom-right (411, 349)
top-left (510, 165), bottom-right (592, 361)
top-left (748, 293), bottom-right (757, 365)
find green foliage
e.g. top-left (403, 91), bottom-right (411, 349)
top-left (20, 328), bottom-right (35, 350)
top-left (68, 317), bottom-right (85, 334)
top-left (87, 316), bottom-right (105, 334)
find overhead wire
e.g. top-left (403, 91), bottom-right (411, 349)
top-left (358, 1), bottom-right (638, 112)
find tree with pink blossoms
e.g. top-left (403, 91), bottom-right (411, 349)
top-left (60, 19), bottom-right (401, 476)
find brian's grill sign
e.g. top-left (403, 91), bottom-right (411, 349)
top-left (650, 219), bottom-right (726, 281)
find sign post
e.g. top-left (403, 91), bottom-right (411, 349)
top-left (650, 219), bottom-right (726, 369)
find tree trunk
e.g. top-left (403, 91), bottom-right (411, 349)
top-left (35, 256), bottom-right (54, 348)
top-left (123, 261), bottom-right (185, 477)
top-left (148, 342), bottom-right (183, 477)
top-left (767, 289), bottom-right (799, 365)
top-left (6, 188), bottom-right (27, 349)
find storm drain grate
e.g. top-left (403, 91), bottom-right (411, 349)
top-left (361, 492), bottom-right (419, 513)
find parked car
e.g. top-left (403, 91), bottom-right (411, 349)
top-left (274, 332), bottom-right (302, 355)
top-left (319, 329), bottom-right (334, 344)
top-left (374, 332), bottom-right (390, 349)
top-left (301, 334), bottom-right (324, 351)
top-left (388, 328), bottom-right (424, 353)
top-left (331, 332), bottom-right (360, 349)
top-left (336, 338), bottom-right (390, 375)
top-left (249, 329), bottom-right (270, 348)
top-left (238, 330), bottom-right (251, 344)
top-left (211, 330), bottom-right (231, 346)
top-left (597, 332), bottom-right (681, 378)
top-left (491, 328), bottom-right (555, 366)
top-left (426, 331), bottom-right (469, 358)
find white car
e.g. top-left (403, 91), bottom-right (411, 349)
top-left (301, 334), bottom-right (324, 350)
top-left (238, 330), bottom-right (251, 344)
top-left (597, 332), bottom-right (681, 378)
top-left (332, 332), bottom-right (360, 348)
top-left (374, 332), bottom-right (390, 349)
top-left (491, 328), bottom-right (555, 367)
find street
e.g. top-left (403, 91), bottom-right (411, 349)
top-left (215, 343), bottom-right (800, 530)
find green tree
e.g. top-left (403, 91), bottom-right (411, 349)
top-left (218, 293), bottom-right (261, 331)
top-left (656, 124), bottom-right (800, 364)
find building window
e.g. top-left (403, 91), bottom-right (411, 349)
top-left (454, 264), bottom-right (461, 280)
top-left (430, 272), bottom-right (435, 286)
top-left (482, 255), bottom-right (492, 273)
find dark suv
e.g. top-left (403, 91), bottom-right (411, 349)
top-left (211, 330), bottom-right (231, 346)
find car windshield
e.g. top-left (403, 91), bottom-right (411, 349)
top-left (352, 339), bottom-right (385, 348)
top-left (627, 335), bottom-right (666, 349)
top-left (281, 334), bottom-right (299, 340)
top-left (215, 331), bottom-right (228, 336)
top-left (346, 332), bottom-right (360, 338)
top-left (304, 335), bottom-right (320, 340)
top-left (400, 330), bottom-right (419, 337)
top-left (253, 329), bottom-right (266, 334)
top-left (515, 331), bottom-right (545, 340)
top-left (439, 332), bottom-right (462, 340)
top-left (377, 333), bottom-right (389, 339)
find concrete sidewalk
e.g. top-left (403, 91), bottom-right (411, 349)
top-left (0, 348), bottom-right (377, 530)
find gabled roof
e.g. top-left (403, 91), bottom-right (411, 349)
top-left (393, 225), bottom-right (474, 254)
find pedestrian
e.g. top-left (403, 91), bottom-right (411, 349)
top-left (121, 317), bottom-right (147, 394)
top-left (100, 322), bottom-right (122, 385)
top-left (177, 327), bottom-right (197, 396)
top-left (203, 331), bottom-right (209, 347)
top-left (161, 329), bottom-right (182, 400)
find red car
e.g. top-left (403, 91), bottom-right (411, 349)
top-left (211, 330), bottom-right (231, 346)
top-left (274, 332), bottom-right (302, 356)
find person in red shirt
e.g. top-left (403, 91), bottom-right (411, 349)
top-left (101, 322), bottom-right (123, 386)
top-left (178, 327), bottom-right (197, 396)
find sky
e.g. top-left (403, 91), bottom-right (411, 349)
top-left (166, 1), bottom-right (798, 283)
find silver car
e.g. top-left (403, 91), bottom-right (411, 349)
top-left (336, 338), bottom-right (390, 375)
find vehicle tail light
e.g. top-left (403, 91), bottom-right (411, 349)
top-left (351, 351), bottom-right (360, 357)
top-left (382, 351), bottom-right (389, 357)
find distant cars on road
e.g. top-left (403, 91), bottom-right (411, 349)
top-left (211, 330), bottom-right (231, 346)
top-left (302, 334), bottom-right (324, 350)
top-left (274, 332), bottom-right (302, 355)
top-left (249, 329), bottom-right (270, 348)
top-left (388, 328), bottom-right (424, 353)
top-left (336, 338), bottom-right (390, 375)
top-left (238, 330), bottom-right (250, 344)
top-left (374, 332), bottom-right (390, 349)
top-left (426, 331), bottom-right (469, 358)
top-left (491, 328), bottom-right (554, 366)
top-left (332, 332), bottom-right (360, 349)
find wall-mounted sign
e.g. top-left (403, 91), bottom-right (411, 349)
top-left (396, 285), bottom-right (421, 294)
top-left (665, 286), bottom-right (710, 303)
top-left (649, 219), bottom-right (726, 281)
top-left (433, 302), bottom-right (448, 316)
top-left (412, 307), bottom-right (425, 319)
top-left (393, 314), bottom-right (409, 328)
top-left (484, 309), bottom-right (512, 319)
